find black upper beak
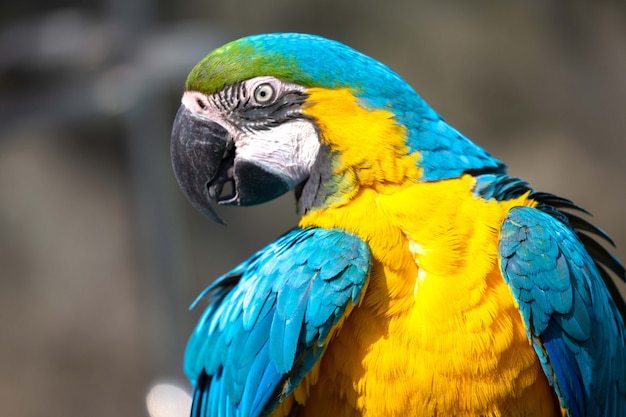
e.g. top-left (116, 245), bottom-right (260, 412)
top-left (171, 104), bottom-right (296, 224)
top-left (170, 105), bottom-right (230, 224)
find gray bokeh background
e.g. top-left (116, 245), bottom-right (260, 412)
top-left (1, 2), bottom-right (625, 416)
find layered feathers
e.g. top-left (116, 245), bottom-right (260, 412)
top-left (177, 33), bottom-right (626, 416)
top-left (185, 227), bottom-right (371, 417)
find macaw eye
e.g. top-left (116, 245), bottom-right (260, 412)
top-left (254, 83), bottom-right (275, 103)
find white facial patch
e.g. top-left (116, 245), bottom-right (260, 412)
top-left (181, 91), bottom-right (225, 122)
top-left (235, 119), bottom-right (321, 186)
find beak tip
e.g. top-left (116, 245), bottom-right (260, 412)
top-left (201, 203), bottom-right (227, 226)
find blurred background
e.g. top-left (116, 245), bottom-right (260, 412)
top-left (1, 1), bottom-right (625, 416)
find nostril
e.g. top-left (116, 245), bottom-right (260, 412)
top-left (196, 98), bottom-right (208, 110)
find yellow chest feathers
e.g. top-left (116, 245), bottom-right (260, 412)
top-left (295, 176), bottom-right (562, 417)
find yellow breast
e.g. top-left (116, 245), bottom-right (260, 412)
top-left (293, 175), bottom-right (563, 417)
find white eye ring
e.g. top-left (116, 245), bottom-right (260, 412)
top-left (254, 83), bottom-right (275, 103)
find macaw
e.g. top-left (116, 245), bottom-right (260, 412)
top-left (170, 33), bottom-right (626, 417)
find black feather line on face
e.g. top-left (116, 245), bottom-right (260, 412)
top-left (209, 82), bottom-right (310, 132)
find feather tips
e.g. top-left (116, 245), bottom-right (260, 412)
top-left (185, 227), bottom-right (371, 417)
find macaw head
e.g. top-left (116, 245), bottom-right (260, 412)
top-left (171, 33), bottom-right (504, 223)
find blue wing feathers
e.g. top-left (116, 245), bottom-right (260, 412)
top-left (555, 292), bottom-right (589, 342)
top-left (248, 347), bottom-right (280, 417)
top-left (270, 288), bottom-right (307, 373)
top-left (499, 206), bottom-right (626, 416)
top-left (542, 327), bottom-right (585, 417)
top-left (186, 226), bottom-right (371, 417)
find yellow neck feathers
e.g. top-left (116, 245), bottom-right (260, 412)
top-left (302, 88), bottom-right (421, 206)
top-left (297, 172), bottom-right (562, 415)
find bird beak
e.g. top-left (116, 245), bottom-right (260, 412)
top-left (170, 104), bottom-right (231, 225)
top-left (171, 103), bottom-right (296, 224)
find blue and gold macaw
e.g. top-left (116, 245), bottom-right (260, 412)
top-left (170, 33), bottom-right (626, 417)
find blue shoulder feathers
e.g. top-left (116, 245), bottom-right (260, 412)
top-left (185, 227), bottom-right (372, 417)
top-left (498, 205), bottom-right (626, 417)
